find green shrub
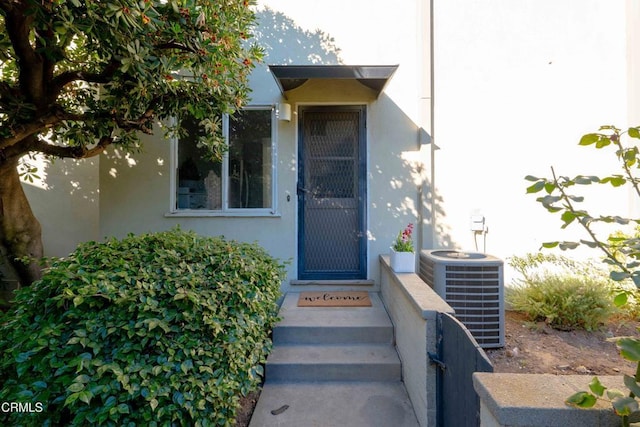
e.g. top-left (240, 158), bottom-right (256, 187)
top-left (0, 228), bottom-right (284, 426)
top-left (507, 253), bottom-right (614, 331)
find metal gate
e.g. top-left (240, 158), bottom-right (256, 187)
top-left (431, 312), bottom-right (493, 427)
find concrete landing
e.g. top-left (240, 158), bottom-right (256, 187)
top-left (249, 292), bottom-right (419, 426)
top-left (249, 381), bottom-right (419, 427)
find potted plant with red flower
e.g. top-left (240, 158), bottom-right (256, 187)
top-left (390, 223), bottom-right (415, 272)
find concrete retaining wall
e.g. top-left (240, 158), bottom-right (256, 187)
top-left (473, 373), bottom-right (634, 427)
top-left (379, 255), bottom-right (454, 427)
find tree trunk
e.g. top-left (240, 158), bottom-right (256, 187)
top-left (0, 158), bottom-right (43, 287)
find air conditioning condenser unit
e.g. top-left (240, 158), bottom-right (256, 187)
top-left (419, 250), bottom-right (504, 348)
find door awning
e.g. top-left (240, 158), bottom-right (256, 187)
top-left (268, 65), bottom-right (398, 99)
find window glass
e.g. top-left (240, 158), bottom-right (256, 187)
top-left (228, 109), bottom-right (272, 208)
top-left (176, 108), bottom-right (273, 212)
top-left (177, 116), bottom-right (223, 210)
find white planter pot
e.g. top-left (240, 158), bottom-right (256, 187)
top-left (390, 248), bottom-right (415, 273)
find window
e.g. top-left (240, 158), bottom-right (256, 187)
top-left (173, 107), bottom-right (276, 215)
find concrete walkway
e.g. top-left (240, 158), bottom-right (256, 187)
top-left (249, 292), bottom-right (419, 427)
top-left (250, 381), bottom-right (418, 427)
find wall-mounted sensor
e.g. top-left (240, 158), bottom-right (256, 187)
top-left (470, 215), bottom-right (485, 232)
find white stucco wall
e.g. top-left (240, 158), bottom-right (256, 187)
top-left (24, 156), bottom-right (99, 258)
top-left (432, 0), bottom-right (632, 281)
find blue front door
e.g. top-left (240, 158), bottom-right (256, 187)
top-left (297, 106), bottom-right (367, 280)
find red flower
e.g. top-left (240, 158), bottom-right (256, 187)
top-left (393, 223), bottom-right (415, 252)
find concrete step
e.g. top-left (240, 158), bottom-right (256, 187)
top-left (265, 344), bottom-right (401, 382)
top-left (273, 292), bottom-right (394, 345)
top-left (249, 381), bottom-right (420, 427)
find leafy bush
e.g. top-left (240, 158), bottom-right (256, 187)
top-left (0, 228), bottom-right (284, 426)
top-left (507, 253), bottom-right (614, 330)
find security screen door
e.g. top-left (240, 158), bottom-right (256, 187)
top-left (297, 106), bottom-right (366, 280)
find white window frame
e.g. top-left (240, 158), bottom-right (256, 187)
top-left (167, 105), bottom-right (279, 217)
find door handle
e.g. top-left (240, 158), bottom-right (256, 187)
top-left (297, 184), bottom-right (309, 196)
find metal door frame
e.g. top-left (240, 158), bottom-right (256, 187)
top-left (297, 105), bottom-right (367, 280)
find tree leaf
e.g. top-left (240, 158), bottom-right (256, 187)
top-left (579, 133), bottom-right (600, 146)
top-left (633, 272), bottom-right (640, 288)
top-left (147, 319), bottom-right (159, 331)
top-left (601, 176), bottom-right (627, 187)
top-left (560, 211), bottom-right (576, 227)
top-left (544, 182), bottom-right (556, 194)
top-left (574, 175), bottom-right (598, 185)
top-left (589, 377), bottom-right (606, 397)
top-left (67, 382), bottom-right (85, 393)
top-left (612, 396), bottom-right (639, 416)
top-left (32, 381), bottom-right (47, 390)
top-left (180, 359), bottom-right (193, 374)
top-left (566, 391), bottom-right (597, 408)
top-left (623, 374), bottom-right (640, 398)
top-left (537, 195), bottom-right (561, 206)
top-left (541, 242), bottom-right (559, 249)
top-left (629, 127), bottom-right (640, 138)
top-left (73, 374), bottom-right (91, 384)
top-left (617, 337), bottom-right (640, 361)
top-left (607, 388), bottom-right (625, 400)
top-left (579, 240), bottom-right (598, 248)
top-left (610, 271), bottom-right (630, 282)
top-left (78, 390), bottom-right (93, 405)
top-left (526, 181), bottom-right (545, 194)
top-left (65, 392), bottom-right (80, 406)
top-left (614, 292), bottom-right (629, 307)
top-left (558, 241), bottom-right (579, 250)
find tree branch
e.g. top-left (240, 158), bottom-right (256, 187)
top-left (116, 108), bottom-right (156, 134)
top-left (0, 81), bottom-right (19, 99)
top-left (51, 60), bottom-right (121, 93)
top-left (4, 4), bottom-right (44, 105)
top-left (613, 138), bottom-right (640, 200)
top-left (155, 40), bottom-right (198, 53)
top-left (551, 166), bottom-right (629, 273)
top-left (34, 23), bottom-right (57, 88)
top-left (0, 0), bottom-right (18, 14)
top-left (0, 110), bottom-right (64, 150)
top-left (0, 94), bottom-right (160, 153)
top-left (28, 136), bottom-right (113, 160)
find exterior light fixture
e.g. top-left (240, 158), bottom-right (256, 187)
top-left (276, 103), bottom-right (292, 121)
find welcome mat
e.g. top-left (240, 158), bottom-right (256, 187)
top-left (297, 291), bottom-right (372, 307)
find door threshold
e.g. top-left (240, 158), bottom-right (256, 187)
top-left (290, 280), bottom-right (375, 287)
